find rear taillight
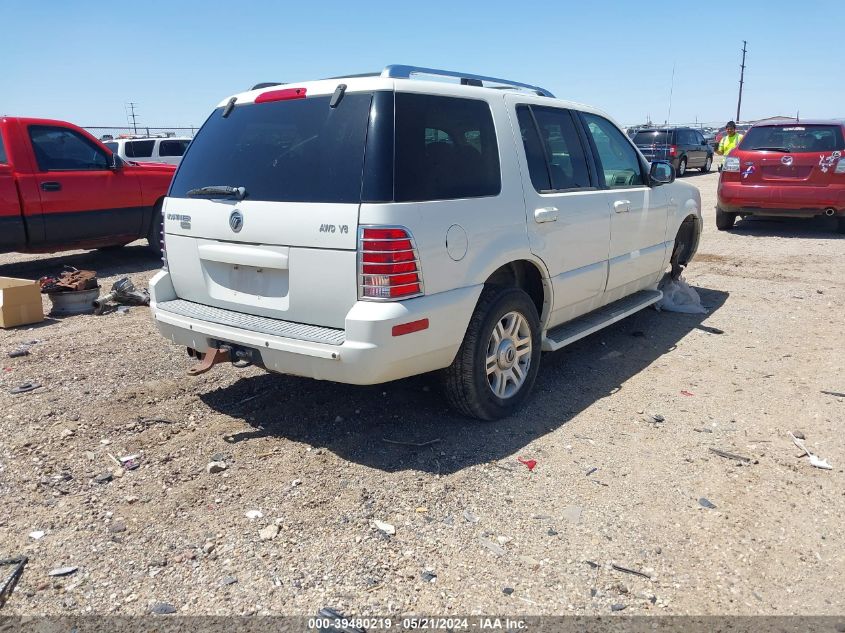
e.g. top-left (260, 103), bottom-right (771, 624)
top-left (359, 227), bottom-right (424, 300)
top-left (669, 145), bottom-right (677, 157)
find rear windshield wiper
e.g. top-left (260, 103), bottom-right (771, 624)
top-left (186, 186), bottom-right (247, 199)
top-left (751, 146), bottom-right (791, 152)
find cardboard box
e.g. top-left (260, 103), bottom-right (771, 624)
top-left (0, 277), bottom-right (45, 328)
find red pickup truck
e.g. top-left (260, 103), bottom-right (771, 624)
top-left (0, 117), bottom-right (175, 255)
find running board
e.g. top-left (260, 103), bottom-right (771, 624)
top-left (542, 290), bottom-right (662, 352)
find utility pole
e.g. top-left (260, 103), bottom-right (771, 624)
top-left (736, 41), bottom-right (747, 122)
top-left (127, 102), bottom-right (138, 134)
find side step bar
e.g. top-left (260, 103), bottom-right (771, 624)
top-left (542, 289), bottom-right (662, 352)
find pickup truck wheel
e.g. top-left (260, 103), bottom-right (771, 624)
top-left (677, 158), bottom-right (687, 177)
top-left (716, 207), bottom-right (737, 230)
top-left (147, 205), bottom-right (164, 255)
top-left (701, 156), bottom-right (712, 173)
top-left (443, 287), bottom-right (541, 420)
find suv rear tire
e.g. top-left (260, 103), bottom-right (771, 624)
top-left (147, 204), bottom-right (164, 255)
top-left (716, 207), bottom-right (737, 230)
top-left (443, 287), bottom-right (541, 420)
top-left (677, 158), bottom-right (687, 177)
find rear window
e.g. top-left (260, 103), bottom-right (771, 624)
top-left (633, 130), bottom-right (671, 145)
top-left (0, 133), bottom-right (7, 164)
top-left (125, 140), bottom-right (155, 158)
top-left (160, 139), bottom-right (189, 157)
top-left (394, 93), bottom-right (500, 202)
top-left (104, 142), bottom-right (118, 153)
top-left (740, 125), bottom-right (845, 152)
top-left (170, 94), bottom-right (372, 203)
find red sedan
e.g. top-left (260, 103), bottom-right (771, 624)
top-left (716, 120), bottom-right (845, 233)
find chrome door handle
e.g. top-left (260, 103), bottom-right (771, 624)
top-left (534, 207), bottom-right (559, 223)
top-left (613, 200), bottom-right (631, 213)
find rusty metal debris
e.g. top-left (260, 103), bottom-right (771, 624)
top-left (0, 556), bottom-right (28, 609)
top-left (187, 347), bottom-right (231, 376)
top-left (39, 268), bottom-right (97, 293)
top-left (93, 278), bottom-right (150, 314)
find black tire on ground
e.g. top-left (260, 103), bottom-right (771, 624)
top-left (670, 218), bottom-right (698, 278)
top-left (677, 158), bottom-right (687, 177)
top-left (701, 155), bottom-right (712, 173)
top-left (443, 286), bottom-right (542, 421)
top-left (147, 204), bottom-right (164, 255)
top-left (716, 207), bottom-right (737, 231)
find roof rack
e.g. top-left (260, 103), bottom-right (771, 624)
top-left (381, 64), bottom-right (554, 97)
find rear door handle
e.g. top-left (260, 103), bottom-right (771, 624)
top-left (613, 199), bottom-right (631, 213)
top-left (534, 207), bottom-right (559, 223)
top-left (40, 181), bottom-right (62, 192)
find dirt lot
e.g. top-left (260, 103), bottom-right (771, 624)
top-left (1, 170), bottom-right (843, 617)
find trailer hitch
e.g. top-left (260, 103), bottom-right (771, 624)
top-left (187, 346), bottom-right (231, 376)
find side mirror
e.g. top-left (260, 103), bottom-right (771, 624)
top-left (649, 160), bottom-right (674, 185)
top-left (110, 153), bottom-right (124, 170)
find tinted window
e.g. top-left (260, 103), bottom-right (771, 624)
top-left (28, 126), bottom-right (110, 171)
top-left (581, 113), bottom-right (644, 188)
top-left (0, 133), bottom-right (7, 164)
top-left (633, 130), bottom-right (670, 145)
top-left (104, 142), bottom-right (118, 153)
top-left (516, 107), bottom-right (550, 191)
top-left (159, 139), bottom-right (189, 157)
top-left (517, 106), bottom-right (590, 191)
top-left (740, 125), bottom-right (845, 152)
top-left (394, 93), bottom-right (500, 202)
top-left (170, 94), bottom-right (373, 203)
top-left (125, 140), bottom-right (155, 158)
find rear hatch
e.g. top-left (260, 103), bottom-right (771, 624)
top-left (632, 130), bottom-right (673, 161)
top-left (734, 124), bottom-right (845, 186)
top-left (164, 87), bottom-right (376, 329)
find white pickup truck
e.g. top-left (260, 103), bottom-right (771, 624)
top-left (150, 65), bottom-right (702, 420)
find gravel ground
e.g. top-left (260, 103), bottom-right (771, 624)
top-left (0, 170), bottom-right (843, 617)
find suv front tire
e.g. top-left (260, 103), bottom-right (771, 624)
top-left (444, 287), bottom-right (542, 420)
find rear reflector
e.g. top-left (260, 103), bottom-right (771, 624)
top-left (392, 318), bottom-right (429, 337)
top-left (359, 226), bottom-right (424, 301)
top-left (255, 87), bottom-right (307, 103)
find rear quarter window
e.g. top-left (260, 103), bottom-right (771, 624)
top-left (394, 93), bottom-right (500, 202)
top-left (125, 140), bottom-right (155, 158)
top-left (159, 139), bottom-right (189, 157)
top-left (0, 133), bottom-right (7, 164)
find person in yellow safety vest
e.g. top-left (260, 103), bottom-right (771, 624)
top-left (717, 120), bottom-right (744, 156)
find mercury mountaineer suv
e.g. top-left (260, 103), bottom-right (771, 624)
top-left (150, 65), bottom-right (702, 420)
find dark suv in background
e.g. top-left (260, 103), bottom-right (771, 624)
top-left (632, 127), bottom-right (714, 176)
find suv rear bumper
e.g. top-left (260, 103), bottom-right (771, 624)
top-left (718, 182), bottom-right (845, 217)
top-left (150, 270), bottom-right (481, 385)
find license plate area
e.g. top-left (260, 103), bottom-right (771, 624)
top-left (201, 261), bottom-right (290, 311)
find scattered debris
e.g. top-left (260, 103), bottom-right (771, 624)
top-left (479, 538), bottom-right (506, 557)
top-left (48, 566), bottom-right (77, 577)
top-left (219, 576), bottom-right (238, 587)
top-left (39, 268), bottom-right (97, 293)
top-left (502, 587), bottom-right (514, 595)
top-left (790, 433), bottom-right (832, 470)
top-left (259, 524), bottom-right (280, 541)
top-left (584, 561), bottom-right (600, 569)
top-left (820, 390), bottom-right (845, 398)
top-left (421, 570), bottom-right (437, 583)
top-left (28, 530), bottom-right (45, 540)
top-left (9, 382), bottom-right (41, 394)
top-left (118, 454), bottom-right (141, 470)
top-left (0, 556), bottom-right (28, 608)
top-left (644, 413), bottom-right (665, 425)
top-left (517, 456), bottom-right (537, 471)
top-left (709, 448), bottom-right (753, 464)
top-left (699, 497), bottom-right (717, 509)
top-left (547, 528), bottom-right (559, 536)
top-left (585, 467), bottom-right (598, 476)
top-left (108, 521), bottom-right (127, 534)
top-left (680, 390), bottom-right (695, 397)
top-left (245, 510), bottom-right (263, 520)
top-left (611, 603), bottom-right (627, 612)
top-left (93, 277), bottom-right (150, 315)
top-left (93, 472), bottom-right (112, 485)
top-left (463, 510), bottom-right (479, 524)
top-left (693, 428), bottom-right (713, 433)
top-left (372, 520), bottom-right (395, 536)
top-left (695, 325), bottom-right (725, 335)
top-left (655, 274), bottom-right (707, 314)
top-left (150, 602), bottom-right (177, 615)
top-left (562, 506), bottom-right (582, 524)
top-left (415, 507), bottom-right (428, 513)
top-left (792, 430), bottom-right (806, 440)
top-left (612, 563), bottom-right (652, 580)
top-left (206, 461), bottom-right (228, 474)
top-left (8, 349), bottom-right (29, 358)
top-left (382, 437), bottom-right (441, 448)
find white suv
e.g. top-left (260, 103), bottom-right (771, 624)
top-left (104, 136), bottom-right (192, 165)
top-left (150, 65), bottom-right (702, 420)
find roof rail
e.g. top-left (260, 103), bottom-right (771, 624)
top-left (381, 65), bottom-right (554, 97)
top-left (251, 82), bottom-right (284, 90)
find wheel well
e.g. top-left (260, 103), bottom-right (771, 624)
top-left (673, 215), bottom-right (700, 266)
top-left (484, 261), bottom-right (546, 318)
